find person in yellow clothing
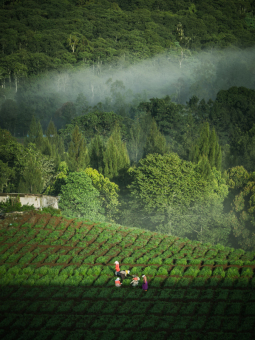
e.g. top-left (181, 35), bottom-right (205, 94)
top-left (119, 270), bottom-right (130, 280)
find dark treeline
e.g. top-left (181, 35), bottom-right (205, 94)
top-left (0, 0), bottom-right (254, 82)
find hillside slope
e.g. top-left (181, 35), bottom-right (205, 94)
top-left (0, 211), bottom-right (255, 339)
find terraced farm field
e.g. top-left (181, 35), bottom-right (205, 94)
top-left (1, 211), bottom-right (255, 340)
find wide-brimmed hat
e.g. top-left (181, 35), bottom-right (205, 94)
top-left (115, 278), bottom-right (120, 281)
top-left (114, 261), bottom-right (119, 264)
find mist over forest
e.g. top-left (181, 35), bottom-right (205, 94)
top-left (1, 0), bottom-right (255, 252)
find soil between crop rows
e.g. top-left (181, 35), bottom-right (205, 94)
top-left (1, 212), bottom-right (255, 339)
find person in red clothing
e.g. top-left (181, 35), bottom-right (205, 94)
top-left (130, 275), bottom-right (140, 287)
top-left (114, 261), bottom-right (120, 277)
top-left (115, 278), bottom-right (122, 287)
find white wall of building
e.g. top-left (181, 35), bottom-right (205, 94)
top-left (0, 194), bottom-right (58, 209)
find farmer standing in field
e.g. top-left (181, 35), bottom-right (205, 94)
top-left (114, 261), bottom-right (120, 276)
top-left (142, 275), bottom-right (148, 291)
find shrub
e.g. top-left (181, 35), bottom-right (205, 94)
top-left (206, 277), bottom-right (220, 287)
top-left (235, 277), bottom-right (249, 288)
top-left (226, 267), bottom-right (240, 278)
top-left (93, 275), bottom-right (110, 286)
top-left (241, 267), bottom-right (253, 277)
top-left (203, 260), bottom-right (214, 265)
top-left (163, 258), bottom-right (174, 265)
top-left (191, 277), bottom-right (207, 287)
top-left (122, 278), bottom-right (132, 286)
top-left (60, 265), bottom-right (77, 276)
top-left (7, 265), bottom-right (22, 275)
top-left (175, 259), bottom-right (187, 265)
top-left (177, 278), bottom-right (191, 287)
top-left (213, 267), bottom-right (225, 278)
top-left (143, 267), bottom-right (157, 277)
top-left (48, 266), bottom-right (63, 276)
top-left (79, 276), bottom-right (97, 286)
top-left (164, 277), bottom-right (179, 287)
top-left (221, 277), bottom-right (234, 287)
top-left (0, 265), bottom-right (7, 275)
top-left (199, 267), bottom-right (212, 277)
top-left (150, 277), bottom-right (164, 287)
top-left (122, 257), bottom-right (135, 264)
top-left (148, 257), bottom-right (163, 265)
top-left (229, 260), bottom-right (243, 266)
top-left (136, 256), bottom-right (150, 264)
top-left (215, 259), bottom-right (228, 265)
top-left (184, 266), bottom-right (200, 277)
top-left (170, 266), bottom-right (184, 276)
top-left (189, 259), bottom-right (201, 265)
top-left (95, 256), bottom-right (109, 264)
top-left (83, 256), bottom-right (96, 264)
top-left (22, 266), bottom-right (35, 275)
top-left (130, 267), bottom-right (144, 276)
top-left (87, 266), bottom-right (102, 276)
top-left (157, 267), bottom-right (168, 275)
top-left (35, 266), bottom-right (48, 275)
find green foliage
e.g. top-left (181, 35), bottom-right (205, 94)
top-left (175, 259), bottom-right (187, 265)
top-left (189, 259), bottom-right (201, 265)
top-left (199, 267), bottom-right (213, 277)
top-left (213, 267), bottom-right (226, 278)
top-left (0, 196), bottom-right (35, 213)
top-left (190, 122), bottom-right (222, 172)
top-left (184, 266), bottom-right (200, 277)
top-left (128, 152), bottom-right (230, 245)
top-left (84, 167), bottom-right (120, 222)
top-left (59, 172), bottom-right (105, 221)
top-left (148, 256), bottom-right (163, 265)
top-left (203, 260), bottom-right (215, 265)
top-left (170, 266), bottom-right (185, 276)
top-left (103, 124), bottom-right (130, 180)
top-left (241, 267), bottom-right (253, 277)
top-left (67, 125), bottom-right (90, 172)
top-left (87, 266), bottom-right (102, 276)
top-left (225, 267), bottom-right (240, 278)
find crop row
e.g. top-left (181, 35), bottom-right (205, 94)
top-left (2, 241), bottom-right (255, 267)
top-left (1, 268), bottom-right (255, 289)
top-left (2, 247), bottom-right (255, 267)
top-left (1, 285), bottom-right (255, 302)
top-left (1, 212), bottom-right (255, 262)
top-left (1, 301), bottom-right (255, 318)
top-left (1, 263), bottom-right (255, 278)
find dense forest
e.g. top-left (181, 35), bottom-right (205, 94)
top-left (1, 0), bottom-right (255, 251)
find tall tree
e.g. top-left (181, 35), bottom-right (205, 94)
top-left (103, 124), bottom-right (130, 179)
top-left (89, 134), bottom-right (105, 174)
top-left (127, 153), bottom-right (231, 245)
top-left (67, 125), bottom-right (89, 172)
top-left (128, 117), bottom-right (144, 164)
top-left (143, 119), bottom-right (168, 158)
top-left (225, 166), bottom-right (255, 251)
top-left (190, 122), bottom-right (222, 173)
top-left (59, 172), bottom-right (105, 220)
top-left (84, 167), bottom-right (120, 222)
